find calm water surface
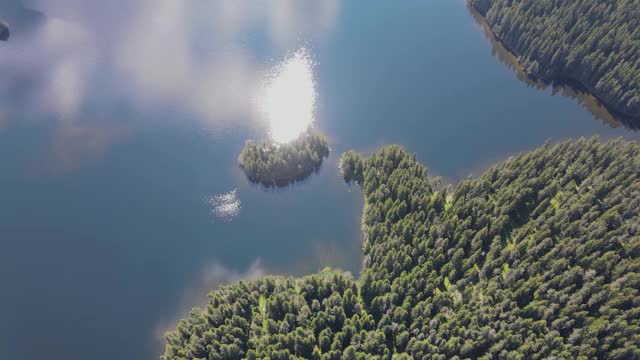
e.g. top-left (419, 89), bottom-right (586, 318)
top-left (1, 1), bottom-right (639, 359)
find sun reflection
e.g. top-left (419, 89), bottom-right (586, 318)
top-left (207, 189), bottom-right (241, 221)
top-left (259, 49), bottom-right (317, 143)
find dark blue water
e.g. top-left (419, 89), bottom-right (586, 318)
top-left (1, 1), bottom-right (638, 359)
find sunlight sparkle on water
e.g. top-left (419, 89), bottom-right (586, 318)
top-left (207, 189), bottom-right (241, 221)
top-left (259, 49), bottom-right (317, 144)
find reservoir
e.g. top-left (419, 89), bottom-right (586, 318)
top-left (1, 0), bottom-right (638, 359)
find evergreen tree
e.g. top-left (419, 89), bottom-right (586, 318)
top-left (471, 0), bottom-right (640, 123)
top-left (166, 138), bottom-right (640, 359)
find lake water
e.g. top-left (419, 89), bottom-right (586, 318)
top-left (1, 1), bottom-right (639, 359)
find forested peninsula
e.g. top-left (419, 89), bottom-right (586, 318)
top-left (165, 138), bottom-right (640, 359)
top-left (238, 131), bottom-right (329, 187)
top-left (470, 0), bottom-right (640, 123)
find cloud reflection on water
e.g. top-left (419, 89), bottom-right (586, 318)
top-left (1, 0), bottom-right (339, 172)
top-left (152, 259), bottom-right (266, 349)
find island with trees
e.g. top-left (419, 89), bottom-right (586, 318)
top-left (238, 130), bottom-right (329, 187)
top-left (470, 0), bottom-right (640, 124)
top-left (165, 138), bottom-right (640, 359)
top-left (0, 20), bottom-right (9, 41)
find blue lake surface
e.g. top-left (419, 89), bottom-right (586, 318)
top-left (1, 0), bottom-right (639, 359)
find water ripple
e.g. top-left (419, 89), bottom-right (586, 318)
top-left (207, 188), bottom-right (241, 221)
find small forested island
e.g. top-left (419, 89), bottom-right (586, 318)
top-left (165, 138), bottom-right (639, 359)
top-left (238, 130), bottom-right (329, 187)
top-left (470, 0), bottom-right (640, 123)
top-left (0, 20), bottom-right (9, 41)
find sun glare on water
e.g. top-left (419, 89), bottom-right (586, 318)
top-left (207, 189), bottom-right (241, 221)
top-left (259, 49), bottom-right (317, 144)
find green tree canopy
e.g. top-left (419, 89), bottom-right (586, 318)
top-left (238, 130), bottom-right (329, 187)
top-left (166, 138), bottom-right (640, 359)
top-left (471, 0), bottom-right (640, 123)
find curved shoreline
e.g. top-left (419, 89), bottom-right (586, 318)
top-left (468, 2), bottom-right (640, 129)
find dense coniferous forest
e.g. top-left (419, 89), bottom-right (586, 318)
top-left (238, 131), bottom-right (329, 187)
top-left (470, 0), bottom-right (640, 122)
top-left (165, 138), bottom-right (640, 359)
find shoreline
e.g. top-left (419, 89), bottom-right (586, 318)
top-left (468, 2), bottom-right (639, 129)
